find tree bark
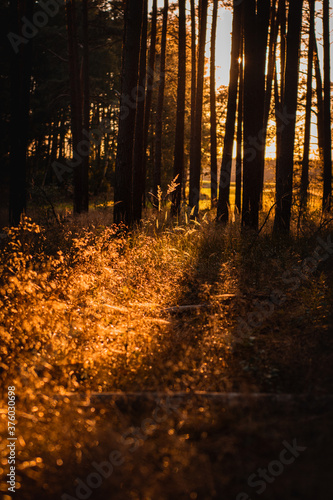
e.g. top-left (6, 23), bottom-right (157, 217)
top-left (142, 0), bottom-right (157, 208)
top-left (274, 0), bottom-right (304, 234)
top-left (235, 28), bottom-right (244, 215)
top-left (133, 0), bottom-right (148, 223)
top-left (242, 0), bottom-right (270, 230)
top-left (189, 0), bottom-right (197, 206)
top-left (9, 0), bottom-right (34, 226)
top-left (114, 0), bottom-right (144, 225)
top-left (217, 0), bottom-right (241, 223)
top-left (314, 38), bottom-right (325, 165)
top-left (153, 0), bottom-right (169, 199)
top-left (322, 0), bottom-right (332, 212)
top-left (189, 0), bottom-right (208, 217)
top-left (81, 0), bottom-right (90, 212)
top-left (171, 0), bottom-right (186, 216)
top-left (210, 0), bottom-right (218, 206)
top-left (261, 0), bottom-right (278, 201)
top-left (300, 0), bottom-right (315, 212)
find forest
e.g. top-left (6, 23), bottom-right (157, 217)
top-left (0, 0), bottom-right (333, 499)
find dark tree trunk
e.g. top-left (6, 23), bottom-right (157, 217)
top-left (275, 0), bottom-right (286, 191)
top-left (235, 28), bottom-right (244, 215)
top-left (153, 0), bottom-right (169, 199)
top-left (217, 0), bottom-right (241, 223)
top-left (261, 0), bottom-right (278, 201)
top-left (142, 0), bottom-right (157, 207)
top-left (114, 0), bottom-right (144, 225)
top-left (300, 0), bottom-right (315, 212)
top-left (81, 0), bottom-right (90, 212)
top-left (242, 0), bottom-right (270, 230)
top-left (9, 0), bottom-right (34, 226)
top-left (314, 39), bottom-right (325, 164)
top-left (210, 0), bottom-right (218, 206)
top-left (322, 0), bottom-right (332, 212)
top-left (274, 0), bottom-right (304, 234)
top-left (133, 0), bottom-right (148, 223)
top-left (171, 0), bottom-right (186, 216)
top-left (189, 0), bottom-right (208, 216)
top-left (66, 0), bottom-right (85, 214)
top-left (189, 0), bottom-right (196, 203)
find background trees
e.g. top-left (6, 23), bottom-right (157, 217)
top-left (1, 0), bottom-right (331, 234)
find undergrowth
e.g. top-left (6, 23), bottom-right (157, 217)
top-left (0, 209), bottom-right (332, 497)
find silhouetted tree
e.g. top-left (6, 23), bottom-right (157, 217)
top-left (300, 0), bottom-right (315, 211)
top-left (210, 0), bottom-right (218, 205)
top-left (114, 0), bottom-right (144, 225)
top-left (172, 0), bottom-right (186, 215)
top-left (9, 0), bottom-right (34, 225)
top-left (217, 0), bottom-right (242, 223)
top-left (274, 0), bottom-right (304, 233)
top-left (322, 0), bottom-right (331, 211)
top-left (154, 0), bottom-right (169, 198)
top-left (189, 0), bottom-right (208, 216)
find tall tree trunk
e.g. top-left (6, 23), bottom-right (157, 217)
top-left (242, 0), bottom-right (270, 230)
top-left (275, 0), bottom-right (286, 193)
top-left (274, 0), bottom-right (304, 234)
top-left (217, 0), bottom-right (241, 223)
top-left (210, 0), bottom-right (218, 205)
top-left (322, 0), bottom-right (332, 212)
top-left (189, 0), bottom-right (208, 217)
top-left (153, 0), bottom-right (169, 199)
top-left (235, 28), bottom-right (244, 215)
top-left (261, 0), bottom-right (278, 201)
top-left (66, 0), bottom-right (85, 214)
top-left (114, 0), bottom-right (143, 225)
top-left (189, 0), bottom-right (196, 204)
top-left (81, 0), bottom-right (90, 212)
top-left (314, 38), bottom-right (325, 165)
top-left (9, 0), bottom-right (34, 225)
top-left (142, 0), bottom-right (157, 208)
top-left (300, 0), bottom-right (315, 212)
top-left (171, 0), bottom-right (186, 216)
top-left (133, 0), bottom-right (148, 223)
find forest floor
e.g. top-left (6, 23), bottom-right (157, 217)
top-left (0, 207), bottom-right (333, 500)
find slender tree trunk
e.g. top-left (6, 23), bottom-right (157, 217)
top-left (314, 38), bottom-right (325, 164)
top-left (275, 0), bottom-right (286, 191)
top-left (189, 0), bottom-right (208, 217)
top-left (235, 28), bottom-right (244, 215)
top-left (274, 0), bottom-right (304, 234)
top-left (189, 0), bottom-right (196, 204)
top-left (66, 0), bottom-right (85, 214)
top-left (133, 0), bottom-right (148, 223)
top-left (217, 0), bottom-right (241, 223)
top-left (300, 0), bottom-right (315, 212)
top-left (142, 0), bottom-right (157, 207)
top-left (9, 0), bottom-right (34, 225)
top-left (261, 0), bottom-right (278, 201)
top-left (210, 0), bottom-right (218, 205)
top-left (153, 0), bottom-right (169, 199)
top-left (114, 0), bottom-right (143, 225)
top-left (81, 0), bottom-right (90, 212)
top-left (242, 0), bottom-right (270, 230)
top-left (322, 0), bottom-right (332, 211)
top-left (171, 0), bottom-right (186, 216)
